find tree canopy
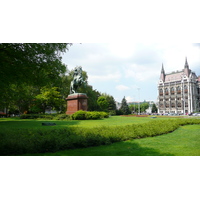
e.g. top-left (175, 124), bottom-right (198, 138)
top-left (0, 43), bottom-right (71, 89)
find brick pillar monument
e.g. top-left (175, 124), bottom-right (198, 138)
top-left (66, 93), bottom-right (88, 115)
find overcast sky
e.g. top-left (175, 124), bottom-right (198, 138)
top-left (62, 43), bottom-right (200, 103)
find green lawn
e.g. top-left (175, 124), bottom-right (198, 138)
top-left (0, 115), bottom-right (179, 130)
top-left (29, 125), bottom-right (200, 156)
top-left (1, 116), bottom-right (199, 156)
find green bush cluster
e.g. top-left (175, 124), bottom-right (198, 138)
top-left (71, 110), bottom-right (109, 120)
top-left (1, 118), bottom-right (200, 155)
top-left (20, 114), bottom-right (70, 120)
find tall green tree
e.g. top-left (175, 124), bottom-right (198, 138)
top-left (97, 96), bottom-right (109, 111)
top-left (101, 93), bottom-right (116, 114)
top-left (152, 103), bottom-right (158, 113)
top-left (120, 97), bottom-right (130, 115)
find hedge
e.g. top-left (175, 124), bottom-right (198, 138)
top-left (20, 114), bottom-right (70, 120)
top-left (71, 110), bottom-right (109, 120)
top-left (1, 118), bottom-right (200, 155)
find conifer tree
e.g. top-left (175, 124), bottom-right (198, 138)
top-left (120, 96), bottom-right (130, 115)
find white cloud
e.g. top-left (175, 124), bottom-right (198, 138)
top-left (115, 85), bottom-right (130, 91)
top-left (126, 96), bottom-right (134, 102)
top-left (62, 43), bottom-right (200, 102)
top-left (123, 64), bottom-right (160, 81)
top-left (89, 71), bottom-right (121, 83)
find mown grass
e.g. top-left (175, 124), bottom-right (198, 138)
top-left (0, 116), bottom-right (199, 156)
top-left (29, 125), bottom-right (200, 156)
top-left (0, 115), bottom-right (179, 130)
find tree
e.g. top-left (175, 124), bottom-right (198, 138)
top-left (97, 96), bottom-right (109, 111)
top-left (34, 87), bottom-right (64, 113)
top-left (0, 43), bottom-right (71, 92)
top-left (152, 103), bottom-right (158, 113)
top-left (101, 93), bottom-right (117, 114)
top-left (0, 43), bottom-right (72, 113)
top-left (120, 97), bottom-right (130, 115)
top-left (140, 102), bottom-right (149, 113)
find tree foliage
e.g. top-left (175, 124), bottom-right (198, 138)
top-left (152, 103), bottom-right (158, 113)
top-left (129, 102), bottom-right (150, 113)
top-left (97, 96), bottom-right (109, 111)
top-left (0, 43), bottom-right (71, 90)
top-left (120, 97), bottom-right (130, 115)
top-left (34, 87), bottom-right (64, 113)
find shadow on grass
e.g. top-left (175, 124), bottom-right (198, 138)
top-left (33, 140), bottom-right (175, 156)
top-left (0, 119), bottom-right (81, 130)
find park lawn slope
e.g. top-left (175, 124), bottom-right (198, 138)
top-left (29, 125), bottom-right (200, 156)
top-left (0, 117), bottom-right (200, 155)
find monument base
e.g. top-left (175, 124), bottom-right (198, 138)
top-left (66, 93), bottom-right (88, 115)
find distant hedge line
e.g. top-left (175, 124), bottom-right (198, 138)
top-left (20, 111), bottom-right (109, 120)
top-left (1, 118), bottom-right (200, 156)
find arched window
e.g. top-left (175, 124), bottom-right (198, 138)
top-left (171, 87), bottom-right (175, 95)
top-left (159, 89), bottom-right (163, 96)
top-left (177, 86), bottom-right (181, 94)
top-left (165, 88), bottom-right (169, 95)
top-left (184, 85), bottom-right (188, 93)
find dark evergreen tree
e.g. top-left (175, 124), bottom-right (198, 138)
top-left (120, 96), bottom-right (130, 115)
top-left (152, 103), bottom-right (158, 113)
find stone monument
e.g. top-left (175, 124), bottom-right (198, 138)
top-left (66, 66), bottom-right (88, 115)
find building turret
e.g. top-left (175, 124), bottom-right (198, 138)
top-left (184, 57), bottom-right (190, 77)
top-left (160, 63), bottom-right (165, 81)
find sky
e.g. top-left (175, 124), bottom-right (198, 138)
top-left (62, 43), bottom-right (200, 103)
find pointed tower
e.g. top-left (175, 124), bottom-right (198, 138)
top-left (184, 57), bottom-right (190, 77)
top-left (160, 63), bottom-right (165, 82)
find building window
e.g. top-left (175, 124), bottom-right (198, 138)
top-left (184, 85), bottom-right (188, 93)
top-left (177, 86), bottom-right (181, 94)
top-left (159, 89), bottom-right (163, 96)
top-left (160, 103), bottom-right (164, 108)
top-left (165, 88), bottom-right (169, 95)
top-left (177, 102), bottom-right (182, 108)
top-left (171, 87), bottom-right (175, 95)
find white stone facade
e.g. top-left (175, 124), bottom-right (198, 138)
top-left (157, 59), bottom-right (200, 114)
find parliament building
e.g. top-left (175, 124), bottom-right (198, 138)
top-left (157, 58), bottom-right (200, 114)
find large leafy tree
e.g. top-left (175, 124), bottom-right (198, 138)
top-left (0, 43), bottom-right (71, 89)
top-left (101, 93), bottom-right (116, 114)
top-left (34, 87), bottom-right (64, 114)
top-left (0, 43), bottom-right (71, 114)
top-left (97, 96), bottom-right (109, 111)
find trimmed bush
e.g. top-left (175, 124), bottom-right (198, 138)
top-left (19, 114), bottom-right (69, 120)
top-left (54, 114), bottom-right (70, 120)
top-left (71, 111), bottom-right (109, 120)
top-left (71, 110), bottom-right (87, 120)
top-left (86, 112), bottom-right (101, 120)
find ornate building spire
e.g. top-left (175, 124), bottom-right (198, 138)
top-left (160, 63), bottom-right (165, 81)
top-left (184, 57), bottom-right (190, 77)
top-left (184, 57), bottom-right (189, 69)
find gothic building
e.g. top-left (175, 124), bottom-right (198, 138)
top-left (158, 58), bottom-right (200, 114)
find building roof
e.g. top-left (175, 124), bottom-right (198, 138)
top-left (165, 70), bottom-right (184, 82)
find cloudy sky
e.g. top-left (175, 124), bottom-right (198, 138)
top-left (62, 43), bottom-right (200, 103)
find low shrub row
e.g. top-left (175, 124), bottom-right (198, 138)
top-left (20, 111), bottom-right (109, 121)
top-left (71, 110), bottom-right (109, 120)
top-left (20, 114), bottom-right (70, 120)
top-left (0, 118), bottom-right (200, 155)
